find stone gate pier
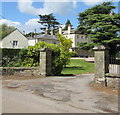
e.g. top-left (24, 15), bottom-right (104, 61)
top-left (39, 48), bottom-right (53, 76)
top-left (93, 45), bottom-right (120, 88)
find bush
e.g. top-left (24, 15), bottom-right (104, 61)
top-left (1, 48), bottom-right (20, 67)
top-left (20, 34), bottom-right (75, 75)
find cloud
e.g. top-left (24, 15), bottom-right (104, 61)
top-left (18, 0), bottom-right (77, 16)
top-left (21, 18), bottom-right (41, 33)
top-left (81, 0), bottom-right (110, 5)
top-left (0, 19), bottom-right (41, 34)
top-left (17, 0), bottom-right (115, 16)
top-left (0, 19), bottom-right (20, 27)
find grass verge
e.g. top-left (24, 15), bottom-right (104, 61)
top-left (61, 59), bottom-right (94, 75)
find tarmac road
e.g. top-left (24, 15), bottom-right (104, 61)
top-left (2, 74), bottom-right (118, 113)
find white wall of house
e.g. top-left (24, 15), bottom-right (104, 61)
top-left (0, 29), bottom-right (28, 49)
top-left (64, 34), bottom-right (76, 47)
top-left (59, 26), bottom-right (89, 47)
top-left (64, 34), bottom-right (89, 47)
top-left (75, 34), bottom-right (89, 46)
top-left (28, 39), bottom-right (36, 46)
top-left (28, 38), bottom-right (59, 46)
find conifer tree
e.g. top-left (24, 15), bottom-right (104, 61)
top-left (38, 13), bottom-right (59, 35)
top-left (63, 19), bottom-right (72, 30)
top-left (77, 2), bottom-right (120, 54)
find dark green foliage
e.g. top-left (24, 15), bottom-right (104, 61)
top-left (1, 48), bottom-right (22, 67)
top-left (0, 24), bottom-right (15, 40)
top-left (77, 42), bottom-right (95, 50)
top-left (38, 13), bottom-right (60, 35)
top-left (63, 19), bottom-right (72, 30)
top-left (77, 1), bottom-right (120, 54)
top-left (25, 32), bottom-right (40, 37)
top-left (1, 48), bottom-right (30, 67)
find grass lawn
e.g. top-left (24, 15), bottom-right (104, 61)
top-left (61, 59), bottom-right (94, 75)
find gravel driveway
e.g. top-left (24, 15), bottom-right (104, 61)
top-left (2, 74), bottom-right (119, 113)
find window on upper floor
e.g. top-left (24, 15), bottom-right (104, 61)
top-left (77, 35), bottom-right (79, 38)
top-left (81, 36), bottom-right (84, 39)
top-left (13, 41), bottom-right (18, 48)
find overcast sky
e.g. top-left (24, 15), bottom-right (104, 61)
top-left (0, 0), bottom-right (119, 34)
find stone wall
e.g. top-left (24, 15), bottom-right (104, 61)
top-left (1, 48), bottom-right (53, 77)
top-left (0, 67), bottom-right (40, 77)
top-left (93, 45), bottom-right (120, 89)
top-left (106, 77), bottom-right (120, 89)
top-left (105, 73), bottom-right (120, 89)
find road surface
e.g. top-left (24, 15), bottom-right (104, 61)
top-left (2, 74), bottom-right (118, 113)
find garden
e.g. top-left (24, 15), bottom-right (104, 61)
top-left (62, 59), bottom-right (94, 75)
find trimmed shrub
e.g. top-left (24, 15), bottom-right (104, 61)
top-left (1, 48), bottom-right (28, 67)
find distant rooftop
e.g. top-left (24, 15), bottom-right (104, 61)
top-left (27, 34), bottom-right (58, 40)
top-left (62, 29), bottom-right (82, 35)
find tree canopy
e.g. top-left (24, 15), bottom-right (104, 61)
top-left (63, 19), bottom-right (72, 30)
top-left (38, 13), bottom-right (60, 35)
top-left (77, 1), bottom-right (120, 54)
top-left (0, 24), bottom-right (15, 40)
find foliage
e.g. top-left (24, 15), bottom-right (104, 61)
top-left (63, 19), bottom-right (72, 30)
top-left (77, 42), bottom-right (96, 50)
top-left (77, 1), bottom-right (120, 54)
top-left (38, 13), bottom-right (60, 35)
top-left (20, 34), bottom-right (75, 75)
top-left (1, 48), bottom-right (22, 67)
top-left (57, 34), bottom-right (76, 66)
top-left (62, 59), bottom-right (94, 75)
top-left (25, 32), bottom-right (40, 37)
top-left (0, 24), bottom-right (15, 40)
top-left (1, 34), bottom-right (75, 75)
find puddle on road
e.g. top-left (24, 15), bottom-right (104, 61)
top-left (33, 88), bottom-right (71, 102)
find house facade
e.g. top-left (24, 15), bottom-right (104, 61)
top-left (59, 25), bottom-right (93, 57)
top-left (59, 25), bottom-right (90, 47)
top-left (0, 29), bottom-right (28, 49)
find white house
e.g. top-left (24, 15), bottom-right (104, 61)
top-left (59, 25), bottom-right (93, 57)
top-left (0, 29), bottom-right (28, 49)
top-left (59, 25), bottom-right (90, 47)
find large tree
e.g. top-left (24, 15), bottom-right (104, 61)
top-left (63, 19), bottom-right (72, 30)
top-left (38, 13), bottom-right (59, 35)
top-left (0, 24), bottom-right (15, 40)
top-left (77, 1), bottom-right (120, 54)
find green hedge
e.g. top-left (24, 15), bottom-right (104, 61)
top-left (1, 48), bottom-right (21, 58)
top-left (1, 48), bottom-right (28, 67)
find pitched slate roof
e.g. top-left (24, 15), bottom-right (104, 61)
top-left (27, 34), bottom-right (58, 40)
top-left (35, 34), bottom-right (58, 39)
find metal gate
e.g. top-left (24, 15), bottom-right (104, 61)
top-left (109, 54), bottom-right (120, 75)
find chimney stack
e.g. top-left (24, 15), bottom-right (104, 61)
top-left (59, 25), bottom-right (62, 34)
top-left (68, 24), bottom-right (71, 34)
top-left (45, 28), bottom-right (48, 35)
top-left (51, 26), bottom-right (54, 35)
top-left (109, 10), bottom-right (114, 16)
